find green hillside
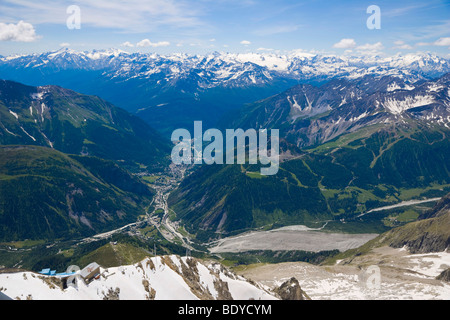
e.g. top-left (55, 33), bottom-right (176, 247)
top-left (0, 80), bottom-right (170, 172)
top-left (0, 145), bottom-right (154, 241)
top-left (168, 123), bottom-right (450, 240)
top-left (76, 242), bottom-right (151, 268)
top-left (376, 192), bottom-right (450, 253)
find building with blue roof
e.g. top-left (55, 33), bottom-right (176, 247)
top-left (39, 268), bottom-right (51, 275)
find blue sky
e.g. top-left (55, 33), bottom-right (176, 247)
top-left (0, 0), bottom-right (449, 57)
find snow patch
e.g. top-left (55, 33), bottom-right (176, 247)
top-left (9, 110), bottom-right (18, 120)
top-left (383, 95), bottom-right (435, 114)
top-left (427, 84), bottom-right (444, 93)
top-left (20, 126), bottom-right (36, 141)
top-left (31, 92), bottom-right (44, 100)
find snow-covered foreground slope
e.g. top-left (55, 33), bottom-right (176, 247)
top-left (238, 247), bottom-right (450, 300)
top-left (0, 255), bottom-right (277, 300)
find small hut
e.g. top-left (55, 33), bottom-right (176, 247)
top-left (80, 262), bottom-right (100, 283)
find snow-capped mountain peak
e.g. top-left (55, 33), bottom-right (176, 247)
top-left (2, 50), bottom-right (449, 88)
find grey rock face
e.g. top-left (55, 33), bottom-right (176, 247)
top-left (436, 268), bottom-right (450, 282)
top-left (274, 277), bottom-right (310, 300)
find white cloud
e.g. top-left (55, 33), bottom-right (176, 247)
top-left (357, 42), bottom-right (384, 51)
top-left (416, 37), bottom-right (450, 49)
top-left (395, 44), bottom-right (413, 50)
top-left (209, 38), bottom-right (216, 42)
top-left (393, 40), bottom-right (413, 50)
top-left (59, 42), bottom-right (70, 47)
top-left (333, 38), bottom-right (356, 49)
top-left (434, 37), bottom-right (450, 46)
top-left (121, 41), bottom-right (134, 48)
top-left (0, 0), bottom-right (204, 34)
top-left (0, 21), bottom-right (39, 42)
top-left (136, 39), bottom-right (170, 47)
top-left (240, 40), bottom-right (251, 45)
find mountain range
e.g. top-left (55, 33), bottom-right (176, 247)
top-left (1, 49), bottom-right (450, 283)
top-left (168, 73), bottom-right (450, 240)
top-left (1, 49), bottom-right (449, 134)
top-left (228, 73), bottom-right (450, 147)
top-left (1, 66), bottom-right (449, 243)
top-left (2, 49), bottom-right (449, 88)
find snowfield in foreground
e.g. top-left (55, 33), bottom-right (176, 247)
top-left (238, 247), bottom-right (450, 300)
top-left (3, 249), bottom-right (449, 300)
top-left (0, 255), bottom-right (277, 300)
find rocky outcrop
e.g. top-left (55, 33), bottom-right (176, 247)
top-left (419, 193), bottom-right (450, 220)
top-left (387, 232), bottom-right (450, 254)
top-left (436, 268), bottom-right (450, 282)
top-left (102, 287), bottom-right (120, 300)
top-left (379, 192), bottom-right (450, 254)
top-left (274, 277), bottom-right (310, 300)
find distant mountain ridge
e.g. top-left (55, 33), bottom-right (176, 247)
top-left (1, 49), bottom-right (449, 134)
top-left (228, 73), bottom-right (450, 147)
top-left (2, 49), bottom-right (449, 87)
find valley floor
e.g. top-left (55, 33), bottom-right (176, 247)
top-left (236, 246), bottom-right (450, 300)
top-left (208, 225), bottom-right (379, 253)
